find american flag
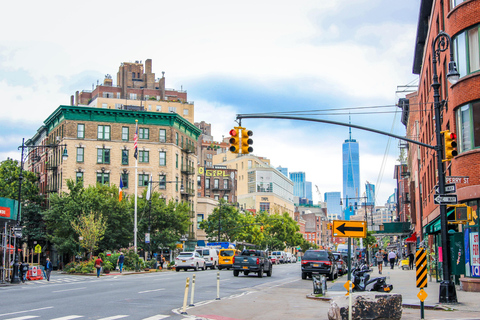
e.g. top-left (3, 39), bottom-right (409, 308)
top-left (119, 175), bottom-right (124, 202)
top-left (134, 122), bottom-right (138, 159)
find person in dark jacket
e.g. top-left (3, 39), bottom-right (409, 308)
top-left (117, 253), bottom-right (125, 273)
top-left (45, 258), bottom-right (53, 281)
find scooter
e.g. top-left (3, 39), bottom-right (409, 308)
top-left (351, 264), bottom-right (393, 292)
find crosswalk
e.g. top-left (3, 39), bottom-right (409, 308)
top-left (24, 276), bottom-right (96, 285)
top-left (2, 315), bottom-right (173, 320)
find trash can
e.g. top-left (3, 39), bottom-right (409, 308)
top-left (312, 273), bottom-right (327, 295)
top-left (20, 263), bottom-right (29, 283)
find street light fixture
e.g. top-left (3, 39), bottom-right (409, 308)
top-left (11, 138), bottom-right (68, 284)
top-left (431, 30), bottom-right (459, 303)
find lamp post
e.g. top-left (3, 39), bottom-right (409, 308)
top-left (12, 138), bottom-right (67, 284)
top-left (146, 178), bottom-right (184, 260)
top-left (431, 31), bottom-right (460, 303)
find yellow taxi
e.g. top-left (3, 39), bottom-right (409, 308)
top-left (218, 248), bottom-right (239, 270)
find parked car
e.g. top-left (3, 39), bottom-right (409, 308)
top-left (301, 249), bottom-right (337, 280)
top-left (175, 251), bottom-right (206, 271)
top-left (196, 247), bottom-right (219, 269)
top-left (332, 252), bottom-right (345, 275)
top-left (268, 255), bottom-right (279, 265)
top-left (285, 252), bottom-right (293, 263)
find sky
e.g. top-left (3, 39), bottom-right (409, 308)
top-left (0, 0), bottom-right (421, 206)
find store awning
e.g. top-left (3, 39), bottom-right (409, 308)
top-left (405, 232), bottom-right (417, 243)
top-left (424, 208), bottom-right (455, 235)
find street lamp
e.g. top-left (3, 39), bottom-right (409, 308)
top-left (11, 138), bottom-right (67, 284)
top-left (145, 179), bottom-right (184, 261)
top-left (431, 31), bottom-right (460, 303)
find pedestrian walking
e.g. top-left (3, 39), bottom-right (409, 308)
top-left (45, 258), bottom-right (53, 281)
top-left (388, 250), bottom-right (397, 269)
top-left (94, 256), bottom-right (103, 278)
top-left (375, 250), bottom-right (384, 274)
top-left (408, 252), bottom-right (415, 270)
top-left (117, 252), bottom-right (124, 273)
top-left (383, 252), bottom-right (388, 267)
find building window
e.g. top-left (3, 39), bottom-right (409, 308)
top-left (169, 106), bottom-right (177, 113)
top-left (122, 127), bottom-right (129, 141)
top-left (454, 25), bottom-right (480, 78)
top-left (159, 129), bottom-right (166, 142)
top-left (122, 150), bottom-right (129, 165)
top-left (116, 93), bottom-right (121, 99)
top-left (159, 151), bottom-right (166, 166)
top-left (223, 179), bottom-right (229, 189)
top-left (176, 177), bottom-right (179, 192)
top-left (176, 154), bottom-right (178, 168)
top-left (197, 214), bottom-right (204, 229)
top-left (97, 172), bottom-right (110, 185)
top-left (248, 160), bottom-right (252, 169)
top-left (214, 195), bottom-right (219, 200)
top-left (156, 105), bottom-right (161, 111)
top-left (139, 150), bottom-right (149, 163)
top-left (159, 175), bottom-right (166, 189)
top-left (76, 172), bottom-right (83, 184)
top-left (260, 202), bottom-right (270, 212)
top-left (139, 174), bottom-right (149, 187)
top-left (183, 108), bottom-right (189, 115)
top-left (102, 103), bottom-right (108, 109)
top-left (77, 124), bottom-right (85, 139)
top-left (121, 173), bottom-right (129, 189)
top-left (139, 128), bottom-right (149, 140)
top-left (76, 147), bottom-right (84, 163)
top-left (223, 195), bottom-right (229, 201)
top-left (214, 179), bottom-right (219, 189)
top-left (148, 104), bottom-right (152, 111)
top-left (97, 148), bottom-right (110, 164)
top-left (115, 103), bottom-right (122, 110)
top-left (197, 175), bottom-right (201, 188)
top-left (205, 178), bottom-right (210, 189)
top-left (97, 125), bottom-right (111, 140)
top-left (176, 133), bottom-right (179, 145)
top-left (456, 100), bottom-right (480, 152)
top-left (129, 93), bottom-right (137, 100)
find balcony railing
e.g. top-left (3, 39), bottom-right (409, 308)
top-left (181, 167), bottom-right (195, 175)
top-left (182, 145), bottom-right (195, 154)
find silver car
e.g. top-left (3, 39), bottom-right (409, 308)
top-left (175, 251), bottom-right (206, 271)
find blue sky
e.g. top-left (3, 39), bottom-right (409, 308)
top-left (0, 0), bottom-right (421, 205)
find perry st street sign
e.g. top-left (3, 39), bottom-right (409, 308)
top-left (434, 183), bottom-right (456, 194)
top-left (434, 194), bottom-right (458, 205)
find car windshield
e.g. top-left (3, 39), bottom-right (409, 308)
top-left (220, 250), bottom-right (235, 257)
top-left (179, 252), bottom-right (193, 257)
top-left (241, 250), bottom-right (259, 256)
top-left (200, 249), bottom-right (210, 255)
top-left (303, 251), bottom-right (328, 260)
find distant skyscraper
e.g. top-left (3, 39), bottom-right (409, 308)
top-left (290, 172), bottom-right (306, 198)
top-left (365, 182), bottom-right (375, 206)
top-left (342, 126), bottom-right (360, 206)
top-left (305, 181), bottom-right (313, 202)
top-left (325, 192), bottom-right (342, 220)
top-left (276, 166), bottom-right (289, 177)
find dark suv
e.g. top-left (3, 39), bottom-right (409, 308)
top-left (301, 250), bottom-right (337, 280)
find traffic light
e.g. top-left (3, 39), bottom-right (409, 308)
top-left (455, 205), bottom-right (472, 221)
top-left (241, 129), bottom-right (253, 154)
top-left (443, 130), bottom-right (458, 161)
top-left (229, 128), bottom-right (240, 153)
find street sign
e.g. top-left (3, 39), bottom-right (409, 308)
top-left (14, 226), bottom-right (22, 238)
top-left (145, 233), bottom-right (150, 244)
top-left (434, 183), bottom-right (456, 194)
top-left (434, 194), bottom-right (457, 205)
top-left (34, 244), bottom-right (42, 254)
top-left (416, 248), bottom-right (427, 288)
top-left (333, 220), bottom-right (366, 238)
top-left (446, 176), bottom-right (469, 184)
top-left (417, 288), bottom-right (428, 302)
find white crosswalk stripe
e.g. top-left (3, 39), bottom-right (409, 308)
top-left (50, 316), bottom-right (83, 320)
top-left (4, 316), bottom-right (39, 320)
top-left (142, 316), bottom-right (170, 320)
top-left (2, 314), bottom-right (176, 320)
top-left (97, 316), bottom-right (129, 320)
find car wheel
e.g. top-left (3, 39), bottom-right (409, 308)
top-left (194, 264), bottom-right (198, 271)
top-left (233, 270), bottom-right (239, 277)
top-left (258, 268), bottom-right (264, 278)
top-left (301, 272), bottom-right (307, 280)
top-left (266, 266), bottom-right (272, 277)
top-left (176, 268), bottom-right (180, 272)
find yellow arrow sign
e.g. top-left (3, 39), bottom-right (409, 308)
top-left (333, 220), bottom-right (366, 238)
top-left (417, 288), bottom-right (428, 302)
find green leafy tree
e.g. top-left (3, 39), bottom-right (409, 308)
top-left (199, 199), bottom-right (242, 242)
top-left (71, 212), bottom-right (107, 257)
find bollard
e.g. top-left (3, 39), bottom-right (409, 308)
top-left (348, 280), bottom-right (352, 320)
top-left (216, 271), bottom-right (220, 300)
top-left (189, 274), bottom-right (196, 306)
top-left (181, 277), bottom-right (190, 314)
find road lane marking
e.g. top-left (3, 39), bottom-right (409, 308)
top-left (0, 307), bottom-right (54, 317)
top-left (52, 287), bottom-right (86, 293)
top-left (142, 316), bottom-right (169, 320)
top-left (97, 316), bottom-right (129, 320)
top-left (50, 316), bottom-right (83, 320)
top-left (138, 288), bottom-right (166, 294)
top-left (5, 316), bottom-right (39, 320)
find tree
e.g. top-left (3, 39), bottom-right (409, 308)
top-left (71, 212), bottom-right (107, 257)
top-left (199, 199), bottom-right (242, 242)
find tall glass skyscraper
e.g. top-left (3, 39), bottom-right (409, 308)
top-left (289, 172), bottom-right (306, 198)
top-left (276, 166), bottom-right (288, 177)
top-left (325, 192), bottom-right (342, 220)
top-left (365, 182), bottom-right (375, 206)
top-left (342, 127), bottom-right (360, 218)
top-left (305, 181), bottom-right (313, 202)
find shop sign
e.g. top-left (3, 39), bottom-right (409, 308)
top-left (470, 232), bottom-right (480, 277)
top-left (0, 206), bottom-right (10, 218)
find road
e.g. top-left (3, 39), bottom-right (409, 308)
top-left (0, 262), bottom-right (318, 320)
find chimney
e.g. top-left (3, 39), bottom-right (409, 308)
top-left (145, 59), bottom-right (152, 74)
top-left (75, 91), bottom-right (79, 106)
top-left (70, 95), bottom-right (74, 106)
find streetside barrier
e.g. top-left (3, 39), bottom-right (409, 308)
top-left (26, 265), bottom-right (44, 281)
top-left (181, 277), bottom-right (190, 315)
top-left (216, 271), bottom-right (220, 300)
top-left (189, 274), bottom-right (196, 306)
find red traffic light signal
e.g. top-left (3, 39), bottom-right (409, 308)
top-left (229, 128), bottom-right (240, 153)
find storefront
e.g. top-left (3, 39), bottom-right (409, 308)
top-left (0, 197), bottom-right (20, 283)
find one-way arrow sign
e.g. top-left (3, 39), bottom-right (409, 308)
top-left (434, 183), bottom-right (456, 194)
top-left (434, 194), bottom-right (458, 205)
top-left (333, 220), bottom-right (366, 238)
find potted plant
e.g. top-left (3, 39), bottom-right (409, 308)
top-left (103, 260), bottom-right (114, 274)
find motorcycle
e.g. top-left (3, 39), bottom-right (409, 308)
top-left (351, 264), bottom-right (393, 292)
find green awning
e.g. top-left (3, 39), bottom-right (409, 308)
top-left (424, 208), bottom-right (455, 235)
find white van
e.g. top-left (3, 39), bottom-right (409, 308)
top-left (196, 247), bottom-right (219, 269)
top-left (285, 252), bottom-right (293, 263)
top-left (272, 251), bottom-right (286, 263)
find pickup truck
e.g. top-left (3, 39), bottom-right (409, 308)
top-left (232, 249), bottom-right (273, 277)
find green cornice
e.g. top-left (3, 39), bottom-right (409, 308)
top-left (44, 105), bottom-right (202, 139)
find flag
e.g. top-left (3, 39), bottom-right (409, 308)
top-left (119, 176), bottom-right (124, 202)
top-left (133, 122), bottom-right (138, 160)
top-left (146, 174), bottom-right (152, 201)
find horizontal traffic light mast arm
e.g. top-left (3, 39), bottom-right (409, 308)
top-left (236, 114), bottom-right (435, 149)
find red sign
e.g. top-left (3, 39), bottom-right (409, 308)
top-left (0, 206), bottom-right (11, 218)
